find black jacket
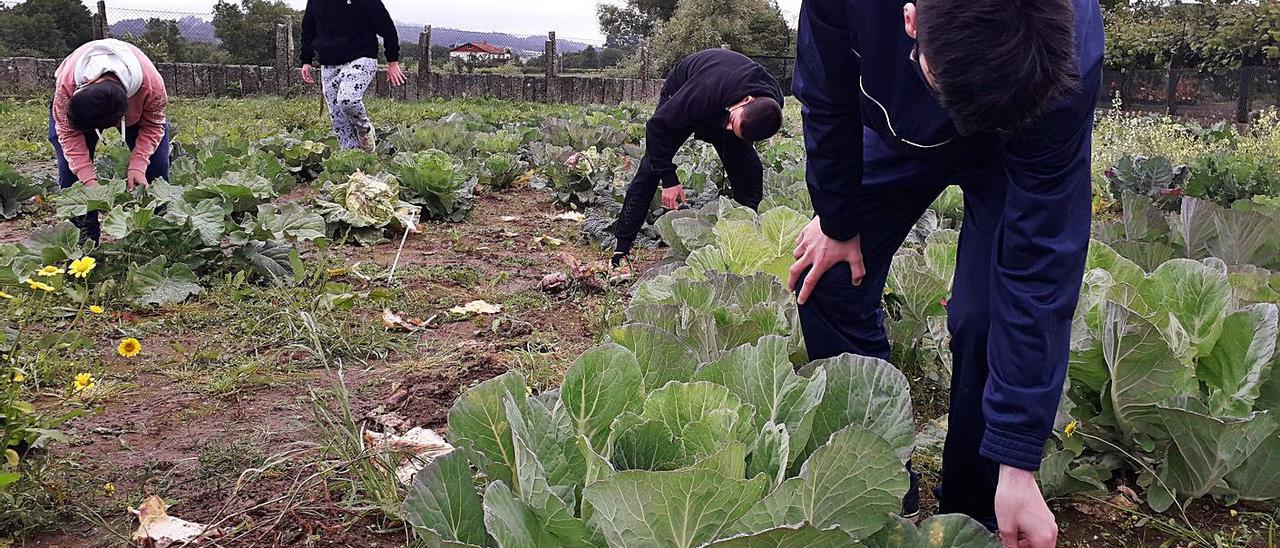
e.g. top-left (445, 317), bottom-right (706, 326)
top-left (300, 0), bottom-right (400, 66)
top-left (648, 49), bottom-right (783, 188)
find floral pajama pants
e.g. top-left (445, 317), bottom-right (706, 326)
top-left (321, 57), bottom-right (377, 150)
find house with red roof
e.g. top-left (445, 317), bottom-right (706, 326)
top-left (448, 42), bottom-right (515, 64)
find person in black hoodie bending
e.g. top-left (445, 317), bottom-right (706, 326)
top-left (612, 49), bottom-right (784, 267)
top-left (299, 0), bottom-right (406, 152)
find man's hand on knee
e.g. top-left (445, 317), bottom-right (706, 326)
top-left (788, 217), bottom-right (865, 305)
top-left (995, 465), bottom-right (1058, 548)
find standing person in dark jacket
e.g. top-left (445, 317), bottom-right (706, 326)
top-left (612, 49), bottom-right (784, 267)
top-left (299, 0), bottom-right (406, 152)
top-left (789, 0), bottom-right (1101, 546)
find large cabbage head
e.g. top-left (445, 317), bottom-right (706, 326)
top-left (333, 171), bottom-right (400, 227)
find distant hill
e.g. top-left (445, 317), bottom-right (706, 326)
top-left (394, 24), bottom-right (594, 57)
top-left (109, 17), bottom-right (595, 56)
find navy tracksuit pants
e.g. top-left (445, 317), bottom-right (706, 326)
top-left (796, 129), bottom-right (1015, 528)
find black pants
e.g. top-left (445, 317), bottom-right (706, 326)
top-left (614, 138), bottom-right (764, 255)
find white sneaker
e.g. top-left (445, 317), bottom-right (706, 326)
top-left (357, 126), bottom-right (377, 153)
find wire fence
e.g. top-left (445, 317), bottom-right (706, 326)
top-left (107, 6), bottom-right (219, 46)
top-left (1104, 67), bottom-right (1280, 122)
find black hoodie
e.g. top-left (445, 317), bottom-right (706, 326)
top-left (300, 0), bottom-right (400, 67)
top-left (647, 49), bottom-right (783, 188)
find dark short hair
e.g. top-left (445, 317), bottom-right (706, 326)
top-left (67, 80), bottom-right (128, 132)
top-left (917, 0), bottom-right (1078, 135)
top-left (739, 97), bottom-right (783, 142)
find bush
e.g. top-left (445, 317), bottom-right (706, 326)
top-left (1187, 151), bottom-right (1280, 207)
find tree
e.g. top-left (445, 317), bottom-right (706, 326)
top-left (579, 45), bottom-right (599, 69)
top-left (597, 0), bottom-right (678, 49)
top-left (212, 0), bottom-right (301, 66)
top-left (598, 47), bottom-right (628, 68)
top-left (0, 0), bottom-right (92, 58)
top-left (132, 19), bottom-right (188, 63)
top-left (431, 44), bottom-right (452, 64)
top-left (651, 0), bottom-right (790, 73)
top-left (1103, 2), bottom-right (1280, 73)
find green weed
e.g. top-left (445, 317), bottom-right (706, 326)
top-left (507, 345), bottom-right (564, 392)
top-left (502, 289), bottom-right (551, 314)
top-left (308, 375), bottom-right (403, 521)
top-left (196, 435), bottom-right (267, 487)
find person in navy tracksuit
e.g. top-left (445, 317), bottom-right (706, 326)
top-left (789, 1), bottom-right (1102, 546)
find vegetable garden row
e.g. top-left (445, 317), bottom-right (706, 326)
top-left (2, 98), bottom-right (1280, 545)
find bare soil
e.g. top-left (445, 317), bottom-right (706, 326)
top-left (20, 185), bottom-right (663, 547)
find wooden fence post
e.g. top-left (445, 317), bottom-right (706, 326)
top-left (544, 31), bottom-right (557, 102)
top-left (1164, 54), bottom-right (1181, 116)
top-left (640, 43), bottom-right (650, 85)
top-left (419, 26), bottom-right (432, 97)
top-left (94, 0), bottom-right (108, 40)
top-left (275, 16), bottom-right (293, 93)
top-left (1237, 63), bottom-right (1254, 124)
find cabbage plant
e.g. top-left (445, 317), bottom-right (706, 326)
top-left (629, 271), bottom-right (805, 366)
top-left (1095, 192), bottom-right (1280, 272)
top-left (402, 334), bottom-right (997, 547)
top-left (393, 150), bottom-right (477, 222)
top-left (0, 162), bottom-right (44, 220)
top-left (255, 135), bottom-right (329, 184)
top-left (315, 171), bottom-right (420, 245)
top-left (480, 152), bottom-right (528, 190)
top-left (321, 149), bottom-right (384, 186)
top-left (43, 173), bottom-right (322, 304)
top-left (533, 147), bottom-right (623, 211)
top-left (886, 230), bottom-right (957, 384)
top-left (387, 119), bottom-right (477, 155)
top-left (656, 200), bottom-right (808, 282)
top-left (1055, 241), bottom-right (1280, 511)
top-left (541, 118), bottom-right (628, 150)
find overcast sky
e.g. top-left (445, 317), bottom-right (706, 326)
top-left (91, 0), bottom-right (803, 43)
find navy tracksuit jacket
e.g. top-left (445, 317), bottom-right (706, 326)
top-left (793, 0), bottom-right (1103, 525)
top-left (614, 49), bottom-right (784, 255)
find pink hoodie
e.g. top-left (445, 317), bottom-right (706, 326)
top-left (52, 40), bottom-right (168, 183)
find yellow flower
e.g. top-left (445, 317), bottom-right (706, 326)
top-left (11, 370), bottom-right (24, 383)
top-left (1064, 420), bottom-right (1079, 438)
top-left (36, 265), bottom-right (65, 277)
top-left (24, 279), bottom-right (55, 292)
top-left (1230, 509), bottom-right (1239, 517)
top-left (73, 372), bottom-right (95, 392)
top-left (117, 338), bottom-right (141, 358)
top-left (103, 482), bottom-right (116, 497)
top-left (89, 305), bottom-right (105, 314)
top-left (0, 291), bottom-right (13, 300)
top-left (69, 257), bottom-right (97, 278)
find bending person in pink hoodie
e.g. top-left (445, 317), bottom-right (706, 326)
top-left (47, 38), bottom-right (170, 242)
